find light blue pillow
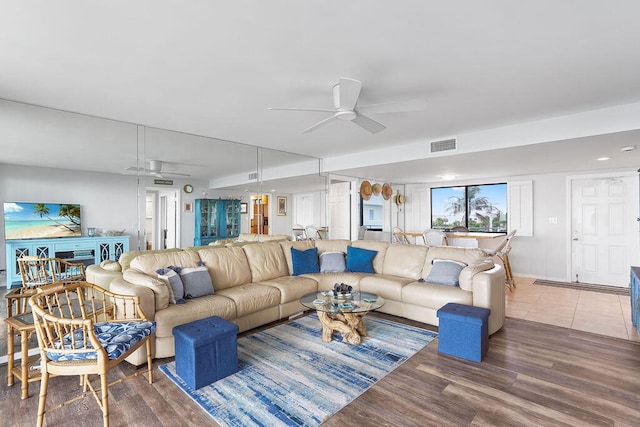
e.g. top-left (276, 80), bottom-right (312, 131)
top-left (291, 247), bottom-right (320, 276)
top-left (156, 267), bottom-right (185, 304)
top-left (175, 262), bottom-right (214, 298)
top-left (319, 252), bottom-right (346, 273)
top-left (426, 260), bottom-right (467, 286)
top-left (346, 246), bottom-right (377, 274)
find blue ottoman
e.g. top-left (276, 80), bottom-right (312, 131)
top-left (173, 316), bottom-right (240, 389)
top-left (436, 303), bottom-right (490, 362)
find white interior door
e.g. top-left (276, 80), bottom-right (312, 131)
top-left (294, 193), bottom-right (314, 228)
top-left (330, 181), bottom-right (351, 239)
top-left (571, 175), bottom-right (639, 287)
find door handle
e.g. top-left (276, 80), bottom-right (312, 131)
top-left (573, 238), bottom-right (579, 241)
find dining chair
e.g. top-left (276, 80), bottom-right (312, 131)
top-left (483, 229), bottom-right (517, 290)
top-left (393, 227), bottom-right (410, 244)
top-left (422, 229), bottom-right (448, 247)
top-left (305, 225), bottom-right (320, 240)
top-left (292, 224), bottom-right (306, 241)
top-left (29, 282), bottom-right (155, 427)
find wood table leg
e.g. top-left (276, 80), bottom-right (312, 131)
top-left (7, 324), bottom-right (14, 387)
top-left (20, 329), bottom-right (29, 399)
top-left (317, 311), bottom-right (362, 345)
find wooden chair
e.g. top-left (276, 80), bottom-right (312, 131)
top-left (423, 229), bottom-right (448, 247)
top-left (29, 282), bottom-right (155, 427)
top-left (484, 229), bottom-right (517, 290)
top-left (7, 257), bottom-right (86, 317)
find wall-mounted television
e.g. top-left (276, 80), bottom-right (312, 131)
top-left (3, 202), bottom-right (82, 240)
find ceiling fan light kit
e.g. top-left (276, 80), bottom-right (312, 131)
top-left (124, 159), bottom-right (190, 178)
top-left (269, 77), bottom-right (426, 134)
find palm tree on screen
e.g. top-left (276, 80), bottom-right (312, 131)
top-left (33, 203), bottom-right (80, 232)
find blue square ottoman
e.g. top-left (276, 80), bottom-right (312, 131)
top-left (173, 316), bottom-right (240, 389)
top-left (436, 303), bottom-right (491, 362)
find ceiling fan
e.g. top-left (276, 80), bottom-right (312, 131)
top-left (268, 77), bottom-right (427, 134)
top-left (124, 160), bottom-right (190, 178)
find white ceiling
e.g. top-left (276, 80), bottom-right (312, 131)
top-left (1, 1), bottom-right (640, 191)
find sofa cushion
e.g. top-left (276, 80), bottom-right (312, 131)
top-left (153, 295), bottom-right (237, 338)
top-left (216, 284), bottom-right (281, 317)
top-left (382, 244), bottom-right (429, 280)
top-left (197, 247), bottom-right (252, 290)
top-left (259, 276), bottom-right (318, 304)
top-left (319, 252), bottom-right (346, 273)
top-left (242, 242), bottom-right (289, 282)
top-left (426, 260), bottom-right (466, 286)
top-left (422, 247), bottom-right (488, 278)
top-left (351, 240), bottom-right (389, 273)
top-left (458, 259), bottom-right (495, 291)
top-left (119, 248), bottom-right (184, 271)
top-left (130, 251), bottom-right (201, 276)
top-left (315, 239), bottom-right (350, 255)
top-left (291, 247), bottom-right (320, 275)
top-left (359, 274), bottom-right (414, 301)
top-left (346, 245), bottom-right (377, 273)
top-left (402, 281), bottom-right (473, 310)
top-left (123, 268), bottom-right (172, 311)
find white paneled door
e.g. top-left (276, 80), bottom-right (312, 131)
top-left (330, 181), bottom-right (351, 239)
top-left (571, 175), bottom-right (639, 287)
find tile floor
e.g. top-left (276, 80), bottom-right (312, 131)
top-left (506, 277), bottom-right (640, 342)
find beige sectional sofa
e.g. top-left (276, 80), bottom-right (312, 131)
top-left (105, 239), bottom-right (505, 365)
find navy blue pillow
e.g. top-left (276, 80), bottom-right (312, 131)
top-left (291, 247), bottom-right (320, 276)
top-left (346, 245), bottom-right (377, 274)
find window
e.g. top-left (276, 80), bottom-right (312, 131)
top-left (431, 183), bottom-right (507, 232)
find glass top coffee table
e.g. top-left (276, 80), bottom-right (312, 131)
top-left (300, 291), bottom-right (385, 345)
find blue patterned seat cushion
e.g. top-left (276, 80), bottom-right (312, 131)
top-left (47, 321), bottom-right (156, 361)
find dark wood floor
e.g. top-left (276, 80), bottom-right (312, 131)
top-left (1, 313), bottom-right (639, 427)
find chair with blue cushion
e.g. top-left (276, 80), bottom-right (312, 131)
top-left (29, 282), bottom-right (155, 427)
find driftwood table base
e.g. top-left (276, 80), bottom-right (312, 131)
top-left (317, 311), bottom-right (369, 345)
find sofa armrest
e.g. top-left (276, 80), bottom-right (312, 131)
top-left (110, 277), bottom-right (157, 321)
top-left (470, 265), bottom-right (506, 335)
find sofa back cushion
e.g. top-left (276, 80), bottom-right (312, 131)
top-left (197, 246), bottom-right (252, 290)
top-left (315, 239), bottom-right (350, 255)
top-left (351, 240), bottom-right (389, 274)
top-left (129, 250), bottom-right (201, 276)
top-left (422, 247), bottom-right (490, 284)
top-left (382, 244), bottom-right (429, 280)
top-left (119, 248), bottom-right (183, 270)
top-left (243, 242), bottom-right (289, 282)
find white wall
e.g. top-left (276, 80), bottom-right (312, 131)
top-left (0, 163), bottom-right (210, 270)
top-left (405, 168), bottom-right (638, 282)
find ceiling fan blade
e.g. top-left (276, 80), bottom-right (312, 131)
top-left (338, 77), bottom-right (362, 110)
top-left (356, 98), bottom-right (427, 115)
top-left (302, 115), bottom-right (337, 134)
top-left (352, 114), bottom-right (386, 134)
top-left (268, 107), bottom-right (336, 113)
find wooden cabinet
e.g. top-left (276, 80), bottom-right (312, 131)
top-left (194, 199), bottom-right (241, 246)
top-left (5, 235), bottom-right (129, 287)
top-left (250, 200), bottom-right (269, 234)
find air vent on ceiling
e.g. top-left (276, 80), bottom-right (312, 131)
top-left (248, 172), bottom-right (259, 180)
top-left (430, 138), bottom-right (457, 153)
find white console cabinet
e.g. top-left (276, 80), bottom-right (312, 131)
top-left (5, 236), bottom-right (129, 287)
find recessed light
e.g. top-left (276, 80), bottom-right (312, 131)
top-left (620, 145), bottom-right (636, 152)
top-left (440, 174), bottom-right (458, 181)
top-left (597, 157), bottom-right (611, 161)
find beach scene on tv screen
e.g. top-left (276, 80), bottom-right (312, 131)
top-left (3, 202), bottom-right (81, 239)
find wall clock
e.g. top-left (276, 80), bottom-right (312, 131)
top-left (183, 184), bottom-right (193, 194)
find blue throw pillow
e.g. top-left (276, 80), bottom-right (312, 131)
top-left (291, 247), bottom-right (320, 276)
top-left (346, 246), bottom-right (377, 274)
top-left (426, 260), bottom-right (467, 286)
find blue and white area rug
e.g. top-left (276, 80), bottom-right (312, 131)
top-left (159, 314), bottom-right (437, 427)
